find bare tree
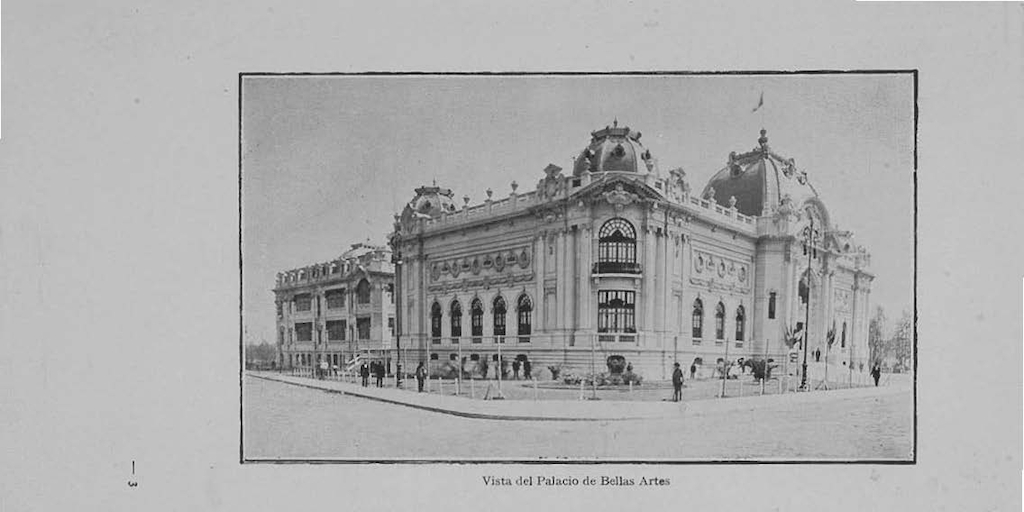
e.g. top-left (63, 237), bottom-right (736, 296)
top-left (891, 309), bottom-right (913, 371)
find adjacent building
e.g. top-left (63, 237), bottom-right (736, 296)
top-left (274, 243), bottom-right (396, 371)
top-left (388, 123), bottom-right (874, 379)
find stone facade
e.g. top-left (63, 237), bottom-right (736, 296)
top-left (388, 124), bottom-right (874, 381)
top-left (274, 243), bottom-right (396, 371)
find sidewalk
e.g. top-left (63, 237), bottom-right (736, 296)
top-left (247, 371), bottom-right (910, 422)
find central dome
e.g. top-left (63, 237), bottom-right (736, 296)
top-left (702, 129), bottom-right (815, 217)
top-left (572, 122), bottom-right (655, 176)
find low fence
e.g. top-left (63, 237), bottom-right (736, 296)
top-left (269, 362), bottom-right (889, 402)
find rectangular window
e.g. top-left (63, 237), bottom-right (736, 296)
top-left (294, 294), bottom-right (312, 312)
top-left (327, 320), bottom-right (346, 341)
top-left (357, 317), bottom-right (371, 340)
top-left (276, 302), bottom-right (283, 318)
top-left (597, 290), bottom-right (637, 334)
top-left (326, 289), bottom-right (346, 309)
top-left (768, 292), bottom-right (777, 319)
top-left (388, 317), bottom-right (395, 337)
top-left (295, 322), bottom-right (313, 342)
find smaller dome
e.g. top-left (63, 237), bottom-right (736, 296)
top-left (573, 121), bottom-right (655, 176)
top-left (400, 184), bottom-right (458, 223)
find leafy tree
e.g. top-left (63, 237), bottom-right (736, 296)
top-left (868, 306), bottom-right (888, 365)
top-left (245, 342), bottom-right (277, 364)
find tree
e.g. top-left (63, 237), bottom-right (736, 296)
top-left (868, 306), bottom-right (888, 365)
top-left (245, 342), bottom-right (277, 365)
top-left (891, 310), bottom-right (913, 371)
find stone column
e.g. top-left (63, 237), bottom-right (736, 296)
top-left (534, 232), bottom-right (545, 338)
top-left (565, 227), bottom-right (576, 344)
top-left (578, 225), bottom-right (593, 332)
top-left (642, 220), bottom-right (656, 346)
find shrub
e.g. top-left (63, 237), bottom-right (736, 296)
top-left (547, 364), bottom-right (564, 381)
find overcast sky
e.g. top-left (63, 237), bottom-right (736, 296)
top-left (242, 73), bottom-right (915, 343)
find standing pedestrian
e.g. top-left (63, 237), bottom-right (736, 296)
top-left (690, 361), bottom-right (697, 380)
top-left (672, 362), bottom-right (684, 402)
top-left (415, 362), bottom-right (426, 392)
top-left (871, 363), bottom-right (881, 387)
top-left (318, 358), bottom-right (328, 380)
top-left (360, 362), bottom-right (370, 387)
top-left (375, 361), bottom-right (385, 387)
top-left (512, 360), bottom-right (521, 380)
top-left (523, 359), bottom-right (532, 380)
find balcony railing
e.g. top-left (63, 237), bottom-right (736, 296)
top-left (592, 261), bottom-right (642, 274)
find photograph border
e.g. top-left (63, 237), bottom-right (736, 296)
top-left (237, 70), bottom-right (918, 465)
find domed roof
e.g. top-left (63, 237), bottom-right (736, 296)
top-left (572, 121), bottom-right (656, 177)
top-left (702, 129), bottom-right (816, 217)
top-left (400, 183), bottom-right (458, 223)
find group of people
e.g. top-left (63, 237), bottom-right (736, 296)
top-left (510, 359), bottom-right (532, 380)
top-left (359, 361), bottom-right (386, 388)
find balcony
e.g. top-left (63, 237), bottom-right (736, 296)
top-left (592, 261), bottom-right (642, 275)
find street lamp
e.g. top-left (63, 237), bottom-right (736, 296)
top-left (799, 213), bottom-right (822, 390)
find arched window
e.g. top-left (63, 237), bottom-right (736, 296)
top-left (492, 296), bottom-right (507, 338)
top-left (470, 298), bottom-right (484, 340)
top-left (768, 292), bottom-right (777, 319)
top-left (715, 302), bottom-right (726, 340)
top-left (735, 305), bottom-right (745, 341)
top-left (450, 299), bottom-right (462, 339)
top-left (597, 218), bottom-right (639, 273)
top-left (692, 299), bottom-right (704, 339)
top-left (356, 279), bottom-right (371, 304)
top-left (430, 301), bottom-right (442, 340)
top-left (517, 294), bottom-right (533, 341)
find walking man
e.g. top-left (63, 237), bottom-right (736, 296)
top-left (523, 359), bottom-right (532, 380)
top-left (672, 362), bottom-right (684, 402)
top-left (690, 361), bottom-right (697, 380)
top-left (360, 362), bottom-right (370, 387)
top-left (415, 362), bottom-right (426, 392)
top-left (871, 363), bottom-right (882, 387)
top-left (512, 360), bottom-right (521, 380)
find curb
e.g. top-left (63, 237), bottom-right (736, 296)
top-left (248, 373), bottom-right (676, 422)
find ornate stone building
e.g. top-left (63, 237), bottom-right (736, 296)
top-left (274, 243), bottom-right (396, 371)
top-left (389, 123), bottom-right (874, 379)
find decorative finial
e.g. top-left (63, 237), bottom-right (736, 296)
top-left (758, 128), bottom-right (768, 148)
top-left (432, 178), bottom-right (437, 187)
top-left (486, 188), bottom-right (493, 200)
top-left (728, 196), bottom-right (738, 209)
top-left (463, 195), bottom-right (470, 206)
top-left (511, 181), bottom-right (519, 193)
top-left (613, 118), bottom-right (618, 128)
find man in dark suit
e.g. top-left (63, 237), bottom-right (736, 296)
top-left (672, 363), bottom-right (684, 402)
top-left (360, 362), bottom-right (370, 387)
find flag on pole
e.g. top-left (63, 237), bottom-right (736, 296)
top-left (752, 91), bottom-right (764, 113)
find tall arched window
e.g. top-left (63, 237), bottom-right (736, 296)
top-left (492, 296), bottom-right (507, 338)
top-left (470, 298), bottom-right (484, 340)
top-left (692, 299), bottom-right (704, 339)
top-left (517, 294), bottom-right (533, 341)
top-left (430, 301), bottom-right (442, 341)
top-left (597, 218), bottom-right (639, 273)
top-left (450, 299), bottom-right (462, 340)
top-left (735, 305), bottom-right (745, 341)
top-left (715, 302), bottom-right (726, 340)
top-left (356, 278), bottom-right (371, 304)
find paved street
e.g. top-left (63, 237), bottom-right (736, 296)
top-left (243, 376), bottom-right (913, 461)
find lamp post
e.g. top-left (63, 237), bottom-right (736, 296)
top-left (799, 214), bottom-right (821, 390)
